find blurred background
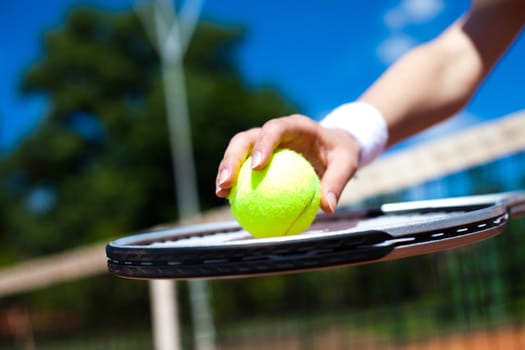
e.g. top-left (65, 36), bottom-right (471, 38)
top-left (0, 0), bottom-right (524, 349)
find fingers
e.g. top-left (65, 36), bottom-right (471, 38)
top-left (216, 114), bottom-right (315, 198)
top-left (247, 119), bottom-right (282, 170)
top-left (215, 129), bottom-right (258, 198)
top-left (251, 114), bottom-right (317, 169)
top-left (216, 115), bottom-right (361, 217)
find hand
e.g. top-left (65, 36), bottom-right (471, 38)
top-left (215, 114), bottom-right (361, 214)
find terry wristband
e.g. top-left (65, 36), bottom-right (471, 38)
top-left (320, 101), bottom-right (388, 168)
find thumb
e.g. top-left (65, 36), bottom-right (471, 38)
top-left (319, 154), bottom-right (358, 214)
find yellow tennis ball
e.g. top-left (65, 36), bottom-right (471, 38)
top-left (228, 148), bottom-right (321, 238)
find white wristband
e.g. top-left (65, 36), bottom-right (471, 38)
top-left (320, 101), bottom-right (388, 168)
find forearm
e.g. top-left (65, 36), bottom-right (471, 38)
top-left (360, 24), bottom-right (481, 146)
top-left (360, 0), bottom-right (525, 147)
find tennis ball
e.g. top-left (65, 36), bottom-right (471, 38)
top-left (228, 148), bottom-right (321, 238)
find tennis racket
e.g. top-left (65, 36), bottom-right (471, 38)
top-left (106, 191), bottom-right (525, 280)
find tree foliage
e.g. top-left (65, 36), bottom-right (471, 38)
top-left (0, 7), bottom-right (299, 331)
top-left (0, 7), bottom-right (296, 260)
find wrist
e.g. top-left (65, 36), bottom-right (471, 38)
top-left (320, 101), bottom-right (388, 168)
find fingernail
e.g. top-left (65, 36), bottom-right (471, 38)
top-left (251, 151), bottom-right (263, 169)
top-left (215, 186), bottom-right (224, 196)
top-left (326, 192), bottom-right (337, 213)
top-left (217, 168), bottom-right (230, 186)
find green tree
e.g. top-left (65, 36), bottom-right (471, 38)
top-left (0, 6), bottom-right (296, 334)
top-left (0, 7), bottom-right (296, 259)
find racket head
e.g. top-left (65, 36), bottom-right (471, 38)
top-left (106, 191), bottom-right (525, 280)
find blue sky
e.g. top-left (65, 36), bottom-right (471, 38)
top-left (0, 0), bottom-right (524, 155)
